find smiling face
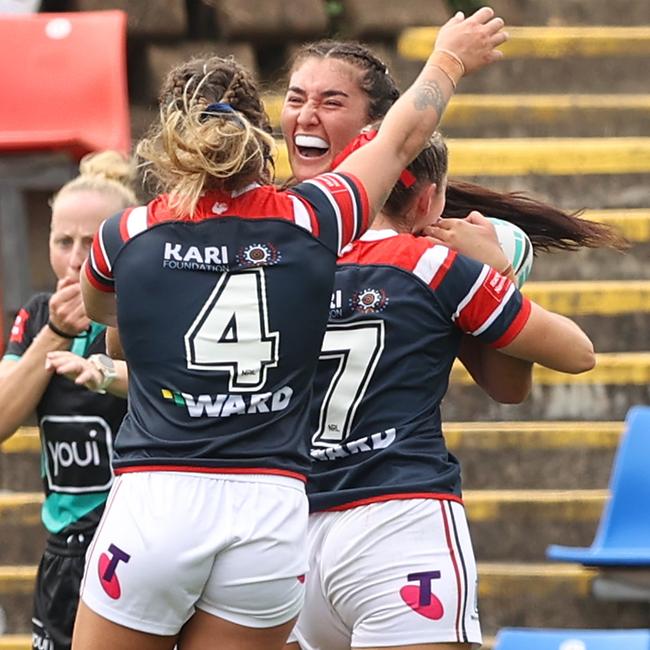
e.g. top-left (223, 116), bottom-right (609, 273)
top-left (281, 57), bottom-right (371, 182)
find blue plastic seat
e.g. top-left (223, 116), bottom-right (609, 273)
top-left (547, 406), bottom-right (650, 566)
top-left (495, 627), bottom-right (650, 650)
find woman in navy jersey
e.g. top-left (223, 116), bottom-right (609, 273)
top-left (285, 133), bottom-right (595, 650)
top-left (0, 151), bottom-right (134, 650)
top-left (73, 10), bottom-right (508, 650)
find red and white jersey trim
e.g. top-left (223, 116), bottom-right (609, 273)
top-left (412, 245), bottom-right (455, 288)
top-left (289, 195), bottom-right (313, 234)
top-left (452, 265), bottom-right (489, 327)
top-left (91, 220), bottom-right (113, 280)
top-left (304, 173), bottom-right (360, 254)
top-left (472, 282), bottom-right (516, 336)
top-left (117, 205), bottom-right (149, 242)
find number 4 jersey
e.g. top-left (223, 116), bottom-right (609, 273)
top-left (308, 228), bottom-right (532, 511)
top-left (85, 175), bottom-right (368, 481)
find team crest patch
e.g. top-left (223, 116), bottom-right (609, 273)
top-left (399, 570), bottom-right (445, 620)
top-left (98, 543), bottom-right (131, 600)
top-left (236, 243), bottom-right (282, 267)
top-left (349, 288), bottom-right (389, 313)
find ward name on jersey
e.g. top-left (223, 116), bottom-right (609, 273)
top-left (308, 229), bottom-right (531, 511)
top-left (86, 174), bottom-right (369, 481)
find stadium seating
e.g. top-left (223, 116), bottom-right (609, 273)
top-left (0, 10), bottom-right (130, 157)
top-left (547, 406), bottom-right (650, 566)
top-left (495, 627), bottom-right (650, 650)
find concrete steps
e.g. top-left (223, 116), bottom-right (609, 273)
top-left (264, 93), bottom-right (650, 138)
top-left (446, 352), bottom-right (650, 421)
top-left (0, 488), bottom-right (606, 564)
top-left (273, 136), bottom-right (650, 180)
top-left (0, 421), bottom-right (623, 492)
top-left (399, 26), bottom-right (650, 61)
top-left (3, 5), bottom-right (649, 642)
top-left (488, 0), bottom-right (650, 27)
top-left (273, 138), bottom-right (650, 207)
top-left (446, 421), bottom-right (621, 490)
top-left (391, 25), bottom-right (650, 97)
top-left (1, 561), bottom-right (649, 637)
top-left (0, 637), bottom-right (30, 650)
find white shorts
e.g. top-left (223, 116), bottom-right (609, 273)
top-left (289, 498), bottom-right (481, 649)
top-left (80, 471), bottom-right (308, 635)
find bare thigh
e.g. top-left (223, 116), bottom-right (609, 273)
top-left (288, 643), bottom-right (476, 650)
top-left (358, 644), bottom-right (477, 650)
top-left (179, 608), bottom-right (298, 650)
top-left (71, 601), bottom-right (178, 650)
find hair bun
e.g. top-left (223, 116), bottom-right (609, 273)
top-left (78, 150), bottom-right (136, 186)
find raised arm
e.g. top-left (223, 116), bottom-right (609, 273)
top-left (335, 7), bottom-right (507, 215)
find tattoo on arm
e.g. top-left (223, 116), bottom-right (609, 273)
top-left (413, 80), bottom-right (448, 115)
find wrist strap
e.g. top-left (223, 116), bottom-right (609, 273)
top-left (427, 50), bottom-right (465, 88)
top-left (47, 320), bottom-right (76, 339)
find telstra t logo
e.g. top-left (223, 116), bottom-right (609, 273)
top-left (98, 543), bottom-right (131, 599)
top-left (399, 570), bottom-right (445, 620)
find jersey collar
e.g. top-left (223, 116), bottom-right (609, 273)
top-left (359, 228), bottom-right (400, 241)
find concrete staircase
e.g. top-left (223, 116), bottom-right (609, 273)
top-left (393, 1), bottom-right (650, 642)
top-left (2, 0), bottom-right (650, 647)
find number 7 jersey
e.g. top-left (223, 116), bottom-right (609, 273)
top-left (308, 228), bottom-right (531, 511)
top-left (84, 175), bottom-right (368, 481)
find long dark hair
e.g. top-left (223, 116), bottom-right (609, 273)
top-left (444, 180), bottom-right (629, 252)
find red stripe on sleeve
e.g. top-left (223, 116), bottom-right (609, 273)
top-left (491, 296), bottom-right (532, 348)
top-left (320, 174), bottom-right (355, 247)
top-left (343, 172), bottom-right (370, 235)
top-left (91, 233), bottom-right (111, 279)
top-left (456, 268), bottom-right (510, 333)
top-left (84, 263), bottom-right (114, 293)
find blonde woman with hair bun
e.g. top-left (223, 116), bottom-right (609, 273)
top-left (0, 150), bottom-right (135, 650)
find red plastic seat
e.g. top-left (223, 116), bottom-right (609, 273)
top-left (0, 10), bottom-right (130, 158)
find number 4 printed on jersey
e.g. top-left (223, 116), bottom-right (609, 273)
top-left (184, 269), bottom-right (279, 391)
top-left (314, 321), bottom-right (385, 444)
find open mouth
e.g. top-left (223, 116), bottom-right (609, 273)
top-left (294, 134), bottom-right (330, 159)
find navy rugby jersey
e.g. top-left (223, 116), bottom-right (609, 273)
top-left (308, 229), bottom-right (531, 511)
top-left (85, 174), bottom-right (368, 480)
top-left (4, 294), bottom-right (127, 534)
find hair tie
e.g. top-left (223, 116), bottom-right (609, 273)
top-left (205, 102), bottom-right (235, 114)
top-left (201, 102), bottom-right (244, 126)
top-left (399, 169), bottom-right (417, 188)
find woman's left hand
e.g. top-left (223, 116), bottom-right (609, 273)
top-left (45, 351), bottom-right (104, 392)
top-left (422, 210), bottom-right (509, 270)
